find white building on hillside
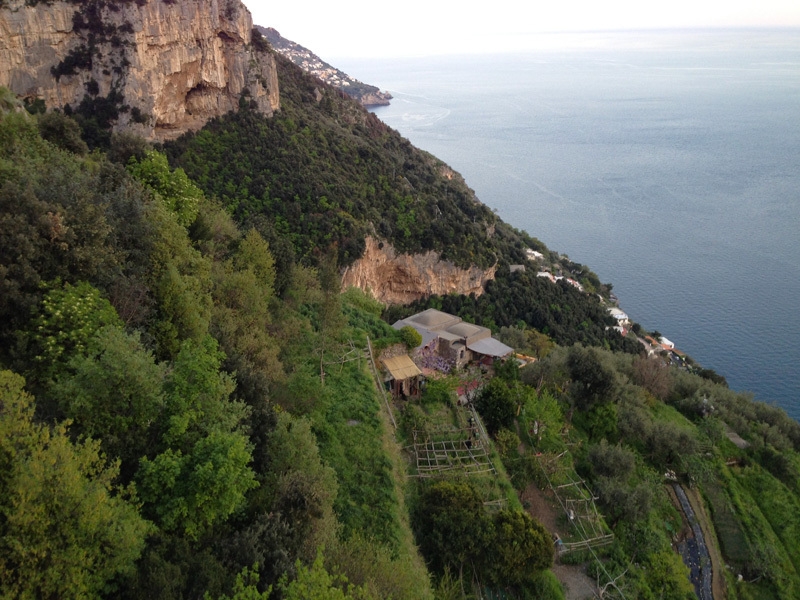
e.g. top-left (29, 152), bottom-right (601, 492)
top-left (607, 307), bottom-right (630, 326)
top-left (526, 249), bottom-right (545, 261)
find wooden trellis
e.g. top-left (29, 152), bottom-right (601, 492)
top-left (410, 428), bottom-right (496, 478)
top-left (544, 471), bottom-right (615, 556)
top-left (521, 419), bottom-right (616, 559)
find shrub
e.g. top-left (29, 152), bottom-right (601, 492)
top-left (399, 325), bottom-right (422, 349)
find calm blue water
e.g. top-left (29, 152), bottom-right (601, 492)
top-left (338, 30), bottom-right (800, 420)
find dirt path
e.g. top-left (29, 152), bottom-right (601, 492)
top-left (521, 483), bottom-right (598, 600)
top-left (552, 563), bottom-right (598, 600)
top-left (520, 481), bottom-right (562, 534)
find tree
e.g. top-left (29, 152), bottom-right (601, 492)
top-left (127, 150), bottom-right (203, 227)
top-left (235, 229), bottom-right (276, 294)
top-left (0, 370), bottom-right (151, 598)
top-left (133, 335), bottom-right (255, 538)
top-left (567, 345), bottom-right (618, 411)
top-left (211, 228), bottom-right (284, 402)
top-left (20, 280), bottom-right (123, 381)
top-left (588, 440), bottom-right (636, 480)
top-left (137, 430), bottom-right (257, 539)
top-left (645, 421), bottom-right (698, 471)
top-left (494, 356), bottom-right (521, 383)
top-left (486, 510), bottom-right (553, 586)
top-left (107, 131), bottom-right (150, 165)
top-left (160, 335), bottom-right (243, 451)
top-left (0, 125), bottom-right (120, 344)
top-left (595, 478), bottom-right (654, 526)
top-left (412, 480), bottom-right (492, 578)
top-left (399, 325), bottom-right (422, 350)
top-left (205, 566), bottom-right (271, 600)
top-left (631, 355), bottom-right (671, 401)
top-left (527, 329), bottom-right (554, 360)
top-left (587, 442), bottom-right (656, 526)
top-left (279, 552), bottom-right (375, 600)
top-left (573, 402), bottom-right (619, 442)
top-left (148, 202), bottom-right (213, 357)
top-left (37, 111), bottom-right (88, 155)
top-left (474, 377), bottom-right (516, 435)
top-left (261, 412), bottom-right (339, 561)
top-left (525, 572), bottom-right (566, 600)
top-left (51, 325), bottom-right (166, 469)
top-left (497, 326), bottom-right (527, 353)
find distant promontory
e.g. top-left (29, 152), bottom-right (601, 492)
top-left (258, 26), bottom-right (392, 107)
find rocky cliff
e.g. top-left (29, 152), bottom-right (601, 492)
top-left (341, 237), bottom-right (496, 305)
top-left (0, 0), bottom-right (279, 140)
top-left (356, 90), bottom-right (392, 107)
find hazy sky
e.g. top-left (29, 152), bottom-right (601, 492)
top-left (245, 0), bottom-right (800, 59)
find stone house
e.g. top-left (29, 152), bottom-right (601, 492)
top-left (392, 308), bottom-right (513, 372)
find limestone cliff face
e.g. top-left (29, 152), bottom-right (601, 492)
top-left (0, 0), bottom-right (279, 140)
top-left (341, 237), bottom-right (496, 305)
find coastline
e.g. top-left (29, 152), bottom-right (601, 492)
top-left (349, 33), bottom-right (800, 420)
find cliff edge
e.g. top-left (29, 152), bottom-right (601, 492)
top-left (0, 0), bottom-right (279, 140)
top-left (341, 237), bottom-right (496, 304)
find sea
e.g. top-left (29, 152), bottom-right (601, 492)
top-left (337, 29), bottom-right (800, 421)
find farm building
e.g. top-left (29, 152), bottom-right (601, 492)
top-left (382, 354), bottom-right (423, 399)
top-left (392, 308), bottom-right (513, 371)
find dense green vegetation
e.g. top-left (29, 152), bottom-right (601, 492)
top-left (0, 100), bottom-right (431, 599)
top-left (164, 54), bottom-right (530, 270)
top-left (4, 17), bottom-right (800, 599)
top-left (164, 53), bottom-right (632, 359)
top-left (508, 345), bottom-right (800, 599)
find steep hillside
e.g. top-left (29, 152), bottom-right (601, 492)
top-left (165, 51), bottom-right (516, 268)
top-left (164, 52), bottom-right (636, 352)
top-left (4, 3), bottom-right (800, 599)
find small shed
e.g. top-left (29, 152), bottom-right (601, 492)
top-left (382, 355), bottom-right (423, 399)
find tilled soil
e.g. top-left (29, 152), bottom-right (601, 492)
top-left (521, 482), bottom-right (598, 600)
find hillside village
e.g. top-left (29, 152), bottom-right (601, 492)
top-left (519, 249), bottom-right (688, 368)
top-left (259, 26), bottom-right (393, 106)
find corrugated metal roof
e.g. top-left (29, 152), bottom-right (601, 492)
top-left (468, 337), bottom-right (514, 358)
top-left (382, 355), bottom-right (422, 380)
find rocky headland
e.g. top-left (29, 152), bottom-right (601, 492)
top-left (259, 26), bottom-right (392, 107)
